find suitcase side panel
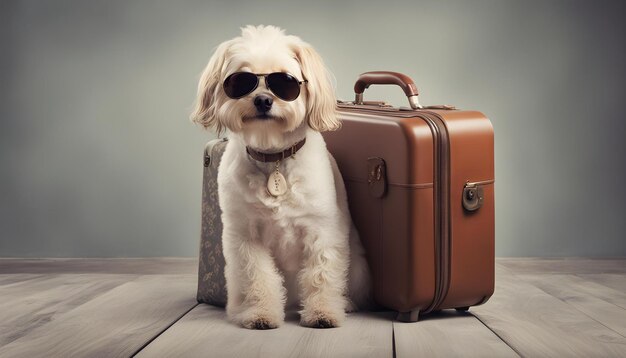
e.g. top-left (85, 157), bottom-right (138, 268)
top-left (436, 111), bottom-right (495, 309)
top-left (197, 139), bottom-right (228, 306)
top-left (326, 113), bottom-right (437, 312)
top-left (381, 119), bottom-right (436, 312)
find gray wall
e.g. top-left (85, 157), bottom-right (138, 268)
top-left (1, 0), bottom-right (625, 257)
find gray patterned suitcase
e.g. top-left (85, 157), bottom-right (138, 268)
top-left (196, 137), bottom-right (228, 306)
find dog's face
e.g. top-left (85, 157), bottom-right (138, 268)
top-left (191, 26), bottom-right (339, 149)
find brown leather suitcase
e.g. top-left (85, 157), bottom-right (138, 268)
top-left (322, 71), bottom-right (495, 322)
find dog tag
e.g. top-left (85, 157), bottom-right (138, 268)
top-left (267, 162), bottom-right (288, 196)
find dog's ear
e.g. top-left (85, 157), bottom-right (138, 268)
top-left (190, 40), bottom-right (233, 134)
top-left (295, 43), bottom-right (340, 132)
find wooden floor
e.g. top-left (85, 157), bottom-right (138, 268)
top-left (0, 258), bottom-right (624, 357)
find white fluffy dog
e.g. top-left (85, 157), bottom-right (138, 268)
top-left (191, 25), bottom-right (370, 329)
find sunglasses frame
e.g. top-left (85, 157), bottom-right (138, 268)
top-left (223, 72), bottom-right (308, 101)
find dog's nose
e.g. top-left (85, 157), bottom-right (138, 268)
top-left (254, 94), bottom-right (273, 112)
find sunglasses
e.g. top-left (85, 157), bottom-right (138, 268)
top-left (223, 72), bottom-right (308, 102)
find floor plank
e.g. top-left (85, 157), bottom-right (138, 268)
top-left (0, 274), bottom-right (81, 304)
top-left (529, 273), bottom-right (626, 310)
top-left (497, 258), bottom-right (626, 274)
top-left (0, 258), bottom-right (197, 274)
top-left (519, 274), bottom-right (626, 336)
top-left (393, 311), bottom-right (518, 357)
top-left (0, 274), bottom-right (46, 286)
top-left (0, 274), bottom-right (135, 305)
top-left (471, 265), bottom-right (626, 357)
top-left (136, 305), bottom-right (394, 358)
top-left (0, 274), bottom-right (197, 357)
top-left (0, 274), bottom-right (137, 346)
top-left (578, 273), bottom-right (626, 293)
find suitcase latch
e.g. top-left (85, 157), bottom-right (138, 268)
top-left (462, 182), bottom-right (484, 212)
top-left (367, 157), bottom-right (387, 198)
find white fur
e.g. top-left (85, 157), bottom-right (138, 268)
top-left (192, 25), bottom-right (371, 329)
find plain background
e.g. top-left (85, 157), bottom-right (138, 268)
top-left (1, 0), bottom-right (625, 257)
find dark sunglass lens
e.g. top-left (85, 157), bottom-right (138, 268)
top-left (267, 73), bottom-right (300, 101)
top-left (223, 72), bottom-right (258, 98)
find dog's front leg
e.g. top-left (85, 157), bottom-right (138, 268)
top-left (298, 227), bottom-right (349, 328)
top-left (223, 225), bottom-right (286, 329)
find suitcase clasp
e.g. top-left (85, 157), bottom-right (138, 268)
top-left (462, 182), bottom-right (484, 212)
top-left (367, 157), bottom-right (387, 198)
top-left (369, 165), bottom-right (382, 182)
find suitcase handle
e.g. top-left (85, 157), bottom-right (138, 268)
top-left (354, 71), bottom-right (422, 109)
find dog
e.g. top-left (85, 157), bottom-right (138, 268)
top-left (191, 25), bottom-right (370, 329)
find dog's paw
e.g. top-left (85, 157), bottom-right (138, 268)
top-left (300, 309), bottom-right (345, 328)
top-left (236, 308), bottom-right (283, 330)
top-left (242, 315), bottom-right (279, 330)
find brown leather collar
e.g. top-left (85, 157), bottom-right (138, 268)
top-left (246, 138), bottom-right (306, 163)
